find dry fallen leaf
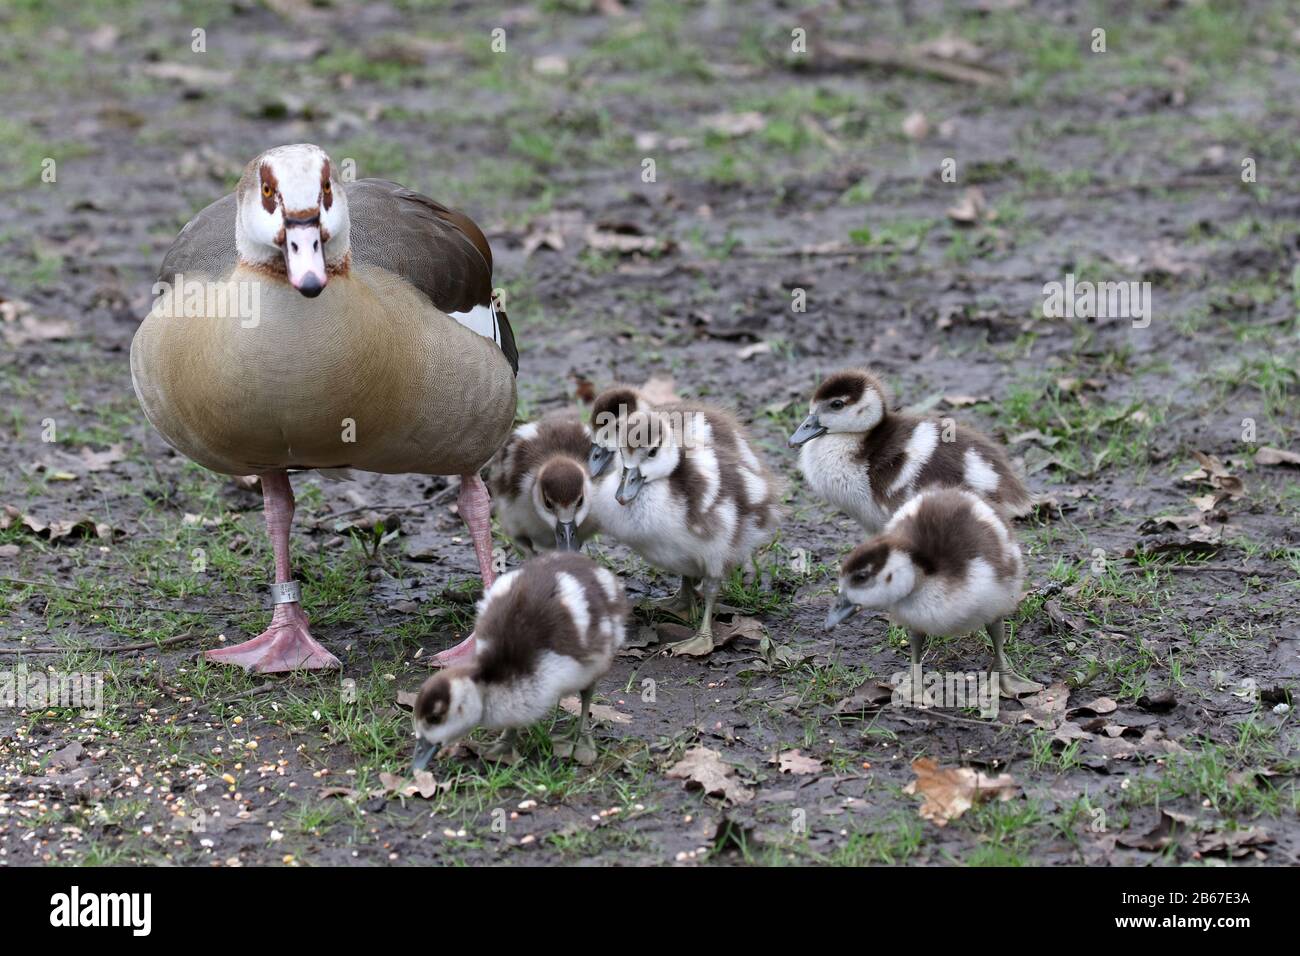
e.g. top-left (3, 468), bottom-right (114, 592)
top-left (946, 186), bottom-right (989, 225)
top-left (702, 111), bottom-right (766, 138)
top-left (1181, 451), bottom-right (1244, 499)
top-left (775, 749), bottom-right (823, 775)
top-left (1, 295), bottom-right (73, 347)
top-left (639, 375), bottom-right (679, 405)
top-left (585, 223), bottom-right (671, 256)
top-left (559, 695), bottom-right (632, 724)
top-left (1018, 681), bottom-right (1070, 728)
top-left (79, 444), bottom-right (126, 472)
top-left (665, 746), bottom-right (753, 804)
top-left (378, 770), bottom-right (442, 799)
top-left (1255, 446), bottom-right (1300, 468)
top-left (904, 757), bottom-right (1017, 826)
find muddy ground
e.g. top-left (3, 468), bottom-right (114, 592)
top-left (0, 0), bottom-right (1297, 867)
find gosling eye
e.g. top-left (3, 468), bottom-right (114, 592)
top-left (648, 447), bottom-right (658, 458)
top-left (543, 498), bottom-right (553, 511)
top-left (830, 399), bottom-right (845, 410)
top-left (885, 573), bottom-right (893, 584)
top-left (577, 496), bottom-right (584, 508)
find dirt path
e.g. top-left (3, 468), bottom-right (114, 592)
top-left (0, 0), bottom-right (1296, 866)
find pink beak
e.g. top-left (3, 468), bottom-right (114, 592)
top-left (284, 222), bottom-right (327, 297)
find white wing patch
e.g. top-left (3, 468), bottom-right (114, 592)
top-left (555, 571), bottom-right (590, 640)
top-left (963, 447), bottom-right (1000, 494)
top-left (449, 301), bottom-right (501, 347)
top-left (594, 566), bottom-right (622, 603)
top-left (888, 421), bottom-right (940, 497)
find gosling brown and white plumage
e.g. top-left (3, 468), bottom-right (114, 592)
top-left (490, 410), bottom-right (599, 554)
top-left (597, 405), bottom-right (780, 656)
top-left (586, 384), bottom-right (747, 479)
top-left (412, 552), bottom-right (629, 767)
top-left (824, 488), bottom-right (1041, 698)
top-left (789, 369), bottom-right (1030, 534)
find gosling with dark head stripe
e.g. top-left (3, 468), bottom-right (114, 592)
top-left (824, 488), bottom-right (1042, 700)
top-left (489, 410), bottom-right (603, 554)
top-left (412, 552), bottom-right (629, 768)
top-left (597, 404), bottom-right (780, 657)
top-left (790, 369), bottom-right (1031, 533)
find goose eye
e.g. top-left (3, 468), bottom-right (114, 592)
top-left (262, 183), bottom-right (272, 198)
top-left (323, 181), bottom-right (332, 194)
top-left (648, 447), bottom-right (658, 458)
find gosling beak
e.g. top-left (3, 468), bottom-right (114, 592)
top-left (616, 466), bottom-right (644, 504)
top-left (283, 219), bottom-right (327, 297)
top-left (824, 594), bottom-right (860, 630)
top-left (412, 738), bottom-right (438, 772)
top-left (554, 520), bottom-right (579, 551)
top-left (588, 444), bottom-right (614, 478)
top-left (788, 414), bottom-right (827, 448)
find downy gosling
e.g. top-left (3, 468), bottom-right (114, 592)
top-left (824, 487), bottom-right (1041, 699)
top-left (789, 369), bottom-right (1030, 533)
top-left (412, 552), bottom-right (629, 767)
top-left (490, 410), bottom-right (600, 553)
top-left (601, 406), bottom-right (779, 656)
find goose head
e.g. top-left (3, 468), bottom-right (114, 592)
top-left (533, 456), bottom-right (591, 551)
top-left (588, 386), bottom-right (645, 478)
top-left (616, 410), bottom-right (681, 504)
top-left (825, 537), bottom-right (917, 629)
top-left (412, 668), bottom-right (484, 770)
top-left (789, 369), bottom-right (888, 446)
top-left (235, 143), bottom-right (350, 297)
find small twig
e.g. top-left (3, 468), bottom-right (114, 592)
top-left (316, 500), bottom-right (433, 522)
top-left (217, 681), bottom-right (278, 703)
top-left (0, 633), bottom-right (200, 656)
top-left (810, 40), bottom-right (1007, 87)
top-left (1147, 562), bottom-right (1276, 576)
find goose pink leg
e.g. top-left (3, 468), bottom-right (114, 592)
top-left (206, 471), bottom-right (340, 673)
top-left (431, 473), bottom-right (497, 667)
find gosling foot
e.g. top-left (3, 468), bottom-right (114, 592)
top-left (480, 730), bottom-right (521, 764)
top-left (666, 629), bottom-right (715, 658)
top-left (553, 732), bottom-right (598, 766)
top-left (996, 670), bottom-right (1044, 699)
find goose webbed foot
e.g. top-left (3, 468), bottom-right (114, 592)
top-left (988, 617), bottom-right (1043, 698)
top-left (206, 603), bottom-right (340, 673)
top-left (994, 669), bottom-right (1044, 699)
top-left (553, 687), bottom-right (599, 764)
top-left (640, 577), bottom-right (699, 621)
top-left (553, 732), bottom-right (598, 765)
top-left (431, 633), bottom-right (477, 668)
top-left (666, 622), bottom-right (715, 657)
top-left (481, 729), bottom-right (521, 764)
top-left (666, 578), bottom-right (718, 657)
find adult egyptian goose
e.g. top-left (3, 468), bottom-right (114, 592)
top-left (131, 144), bottom-right (518, 673)
top-left (489, 410), bottom-right (600, 553)
top-left (824, 488), bottom-right (1042, 698)
top-left (788, 369), bottom-right (1031, 533)
top-left (412, 551), bottom-right (628, 767)
top-left (599, 406), bottom-right (780, 656)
